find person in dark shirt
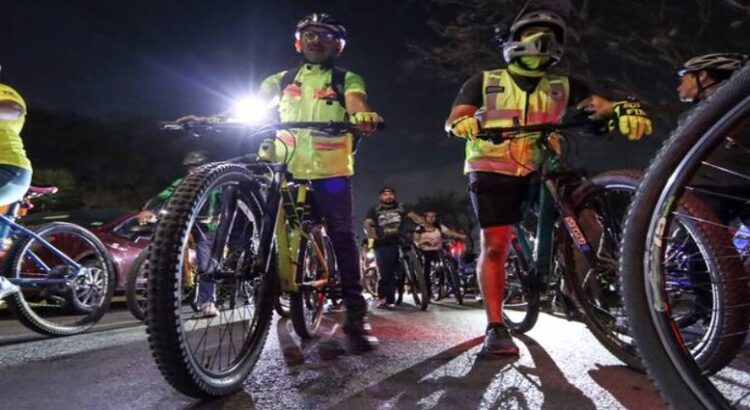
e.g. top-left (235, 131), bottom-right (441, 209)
top-left (444, 9), bottom-right (653, 357)
top-left (363, 187), bottom-right (426, 308)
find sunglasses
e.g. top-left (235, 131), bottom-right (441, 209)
top-left (300, 30), bottom-right (339, 43)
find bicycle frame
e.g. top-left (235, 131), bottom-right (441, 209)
top-left (511, 150), bottom-right (604, 290)
top-left (0, 208), bottom-right (84, 288)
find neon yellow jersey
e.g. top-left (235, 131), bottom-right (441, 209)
top-left (0, 84), bottom-right (31, 170)
top-left (259, 64), bottom-right (366, 179)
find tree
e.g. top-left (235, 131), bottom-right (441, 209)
top-left (407, 190), bottom-right (476, 235)
top-left (407, 0), bottom-right (750, 124)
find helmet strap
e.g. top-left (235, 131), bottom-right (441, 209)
top-left (692, 72), bottom-right (719, 103)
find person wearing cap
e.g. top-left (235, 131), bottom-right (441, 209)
top-left (363, 187), bottom-right (427, 308)
top-left (0, 67), bottom-right (32, 299)
top-left (444, 9), bottom-right (653, 357)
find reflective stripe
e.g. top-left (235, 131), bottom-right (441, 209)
top-left (486, 109), bottom-right (522, 121)
top-left (465, 158), bottom-right (533, 176)
top-left (277, 131), bottom-right (297, 146)
top-left (313, 141), bottom-right (346, 150)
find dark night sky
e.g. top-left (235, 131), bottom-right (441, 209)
top-left (3, 0), bottom-right (666, 223)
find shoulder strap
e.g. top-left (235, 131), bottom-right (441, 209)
top-left (279, 65), bottom-right (302, 92)
top-left (331, 66), bottom-right (347, 107)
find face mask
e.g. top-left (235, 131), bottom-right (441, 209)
top-left (519, 55), bottom-right (550, 70)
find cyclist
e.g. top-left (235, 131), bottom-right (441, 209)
top-left (414, 210), bottom-right (466, 299)
top-left (677, 53), bottom-right (748, 104)
top-left (364, 187), bottom-right (426, 308)
top-left (254, 13), bottom-right (381, 352)
top-left (136, 150), bottom-right (221, 317)
top-left (0, 71), bottom-right (33, 299)
top-left (444, 9), bottom-right (653, 357)
top-left (676, 53), bottom-right (750, 226)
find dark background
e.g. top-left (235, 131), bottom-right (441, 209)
top-left (3, 0), bottom-right (748, 230)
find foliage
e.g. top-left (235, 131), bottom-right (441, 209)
top-left (406, 190), bottom-right (476, 235)
top-left (407, 0), bottom-right (750, 125)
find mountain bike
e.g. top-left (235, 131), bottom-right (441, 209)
top-left (0, 186), bottom-right (115, 336)
top-left (147, 119), bottom-right (375, 398)
top-left (395, 235), bottom-right (430, 310)
top-left (427, 240), bottom-right (464, 305)
top-left (478, 121), bottom-right (660, 369)
top-left (620, 64), bottom-right (750, 409)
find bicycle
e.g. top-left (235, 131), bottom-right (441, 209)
top-left (477, 121), bottom-right (661, 369)
top-left (426, 240), bottom-right (464, 305)
top-left (146, 119), bottom-right (375, 398)
top-left (620, 63), bottom-right (750, 409)
top-left (390, 233), bottom-right (430, 310)
top-left (0, 186), bottom-right (115, 336)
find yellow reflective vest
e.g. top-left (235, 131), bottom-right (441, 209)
top-left (464, 69), bottom-right (569, 176)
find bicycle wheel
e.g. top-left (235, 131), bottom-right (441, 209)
top-left (3, 222), bottom-right (115, 336)
top-left (562, 170), bottom-right (642, 369)
top-left (403, 247), bottom-right (430, 310)
top-left (290, 226), bottom-right (334, 338)
top-left (441, 253), bottom-right (464, 305)
top-left (146, 163), bottom-right (275, 398)
top-left (125, 250), bottom-right (148, 321)
top-left (620, 65), bottom-right (750, 409)
top-left (502, 232), bottom-right (540, 333)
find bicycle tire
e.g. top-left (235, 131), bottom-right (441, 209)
top-left (290, 226), bottom-right (332, 338)
top-left (4, 222), bottom-right (115, 336)
top-left (125, 250), bottom-right (148, 321)
top-left (146, 163), bottom-right (275, 398)
top-left (443, 254), bottom-right (464, 305)
top-left (620, 65), bottom-right (750, 409)
top-left (403, 248), bottom-right (429, 310)
top-left (563, 169), bottom-right (643, 370)
top-left (502, 235), bottom-right (540, 333)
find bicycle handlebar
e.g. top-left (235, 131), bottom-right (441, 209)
top-left (159, 120), bottom-right (385, 138)
top-left (475, 120), bottom-right (590, 144)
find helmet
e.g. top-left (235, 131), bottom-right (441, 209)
top-left (502, 10), bottom-right (566, 64)
top-left (677, 53), bottom-right (749, 76)
top-left (378, 186), bottom-right (395, 195)
top-left (182, 150), bottom-right (208, 166)
top-left (295, 13), bottom-right (347, 41)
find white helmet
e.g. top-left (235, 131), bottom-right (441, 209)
top-left (502, 10), bottom-right (566, 64)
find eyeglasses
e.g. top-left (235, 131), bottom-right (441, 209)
top-left (300, 30), bottom-right (339, 43)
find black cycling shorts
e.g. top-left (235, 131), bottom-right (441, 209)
top-left (468, 171), bottom-right (534, 228)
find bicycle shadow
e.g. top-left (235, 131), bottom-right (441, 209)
top-left (330, 333), bottom-right (597, 409)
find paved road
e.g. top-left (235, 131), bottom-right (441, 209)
top-left (0, 299), bottom-right (666, 410)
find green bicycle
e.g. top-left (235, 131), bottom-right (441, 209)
top-left (146, 120), bottom-right (374, 398)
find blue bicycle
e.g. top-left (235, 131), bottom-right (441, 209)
top-left (0, 186), bottom-right (115, 336)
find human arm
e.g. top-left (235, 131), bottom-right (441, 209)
top-left (406, 211), bottom-right (427, 227)
top-left (344, 73), bottom-right (381, 135)
top-left (0, 85), bottom-right (26, 121)
top-left (440, 225), bottom-right (467, 241)
top-left (444, 73), bottom-right (483, 140)
top-left (575, 93), bottom-right (652, 141)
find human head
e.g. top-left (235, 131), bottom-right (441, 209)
top-left (378, 186), bottom-right (396, 205)
top-left (294, 13), bottom-right (347, 65)
top-left (183, 150), bottom-right (208, 172)
top-left (424, 211), bottom-right (438, 225)
top-left (502, 10), bottom-right (566, 70)
top-left (677, 53), bottom-right (748, 103)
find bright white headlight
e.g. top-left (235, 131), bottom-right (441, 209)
top-left (229, 95), bottom-right (271, 124)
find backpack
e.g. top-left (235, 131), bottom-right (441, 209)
top-left (278, 65), bottom-right (348, 108)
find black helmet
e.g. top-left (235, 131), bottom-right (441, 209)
top-left (677, 53), bottom-right (749, 77)
top-left (503, 10), bottom-right (566, 64)
top-left (295, 13), bottom-right (348, 41)
top-left (182, 150), bottom-right (208, 166)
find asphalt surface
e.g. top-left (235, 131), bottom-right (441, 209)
top-left (0, 298), bottom-right (667, 410)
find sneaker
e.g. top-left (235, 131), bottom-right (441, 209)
top-left (343, 306), bottom-right (378, 353)
top-left (201, 302), bottom-right (218, 318)
top-left (0, 277), bottom-right (18, 300)
top-left (478, 323), bottom-right (519, 357)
